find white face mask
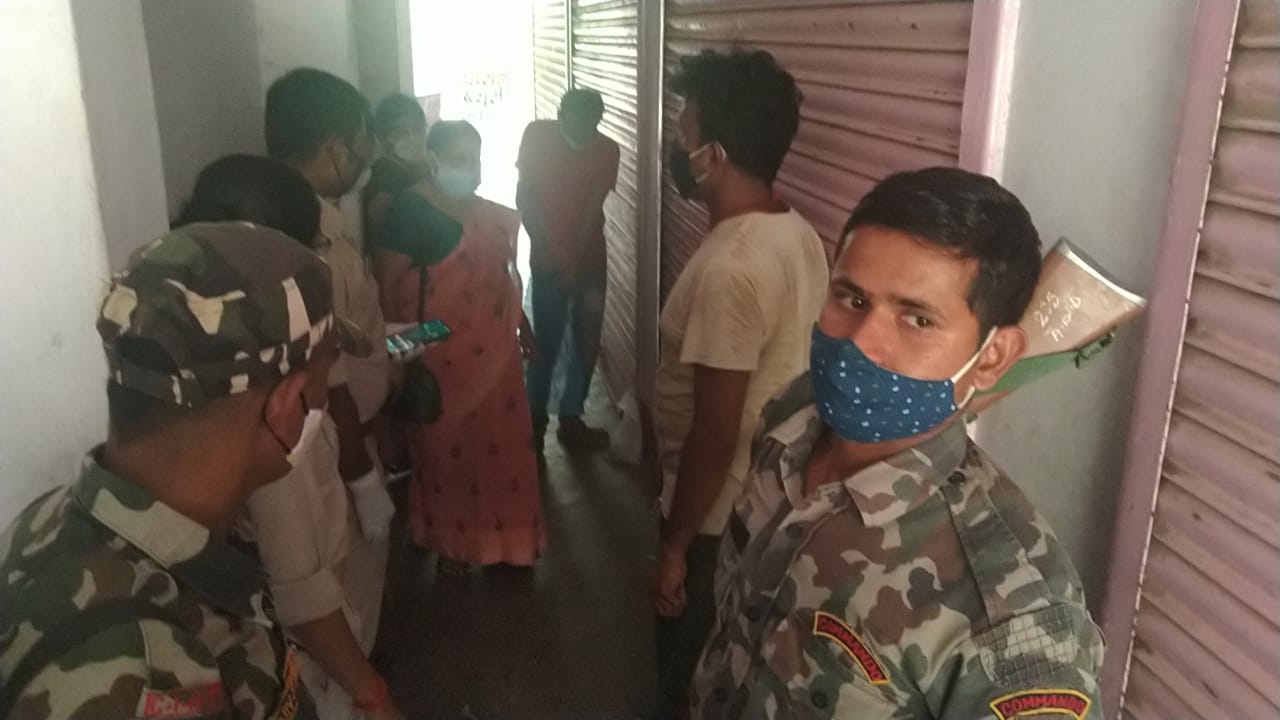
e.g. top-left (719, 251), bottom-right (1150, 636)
top-left (689, 142), bottom-right (717, 186)
top-left (431, 152), bottom-right (480, 199)
top-left (392, 136), bottom-right (429, 166)
top-left (286, 407), bottom-right (326, 467)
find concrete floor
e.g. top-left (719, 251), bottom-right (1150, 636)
top-left (375, 409), bottom-right (660, 720)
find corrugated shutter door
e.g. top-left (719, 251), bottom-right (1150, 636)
top-left (533, 0), bottom-right (569, 120)
top-left (661, 0), bottom-right (973, 295)
top-left (572, 0), bottom-right (639, 399)
top-left (1121, 2), bottom-right (1280, 718)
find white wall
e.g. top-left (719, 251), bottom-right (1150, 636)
top-left (147, 0), bottom-right (395, 243)
top-left (0, 1), bottom-right (409, 527)
top-left (255, 0), bottom-right (359, 92)
top-left (978, 0), bottom-right (1197, 607)
top-left (0, 1), bottom-right (113, 525)
top-left (353, 0), bottom-right (414, 104)
top-left (71, 0), bottom-right (169, 269)
top-left (142, 0), bottom-right (265, 219)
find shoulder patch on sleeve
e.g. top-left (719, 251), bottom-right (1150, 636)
top-left (139, 682), bottom-right (226, 718)
top-left (975, 605), bottom-right (1091, 688)
top-left (989, 689), bottom-right (1090, 719)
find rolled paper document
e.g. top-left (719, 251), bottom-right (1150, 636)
top-left (972, 238), bottom-right (1146, 409)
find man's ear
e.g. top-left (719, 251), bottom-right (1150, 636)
top-left (262, 371), bottom-right (311, 447)
top-left (710, 141), bottom-right (730, 168)
top-left (969, 325), bottom-right (1027, 393)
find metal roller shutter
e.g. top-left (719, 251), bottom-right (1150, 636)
top-left (572, 0), bottom-right (639, 400)
top-left (1117, 1), bottom-right (1280, 717)
top-left (660, 0), bottom-right (974, 296)
top-left (533, 0), bottom-right (569, 120)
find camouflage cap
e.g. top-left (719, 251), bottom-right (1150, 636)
top-left (98, 221), bottom-right (372, 409)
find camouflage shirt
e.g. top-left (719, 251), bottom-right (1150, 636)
top-left (690, 377), bottom-right (1105, 720)
top-left (0, 451), bottom-right (316, 720)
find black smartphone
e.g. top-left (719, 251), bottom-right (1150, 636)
top-left (385, 320), bottom-right (452, 354)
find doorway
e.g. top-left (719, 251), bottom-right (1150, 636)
top-left (409, 0), bottom-right (535, 281)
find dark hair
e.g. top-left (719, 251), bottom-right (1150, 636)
top-left (173, 155), bottom-right (321, 245)
top-left (559, 89), bottom-right (605, 124)
top-left (842, 167), bottom-right (1042, 335)
top-left (426, 120), bottom-right (481, 154)
top-left (264, 68), bottom-right (370, 161)
top-left (670, 49), bottom-right (802, 184)
top-left (374, 93), bottom-right (426, 138)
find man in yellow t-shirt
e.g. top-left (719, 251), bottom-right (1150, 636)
top-left (652, 48), bottom-right (829, 719)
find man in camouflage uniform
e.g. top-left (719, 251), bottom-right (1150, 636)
top-left (689, 168), bottom-right (1105, 719)
top-left (0, 222), bottom-right (370, 720)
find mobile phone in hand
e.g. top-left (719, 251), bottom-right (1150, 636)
top-left (385, 320), bottom-right (452, 356)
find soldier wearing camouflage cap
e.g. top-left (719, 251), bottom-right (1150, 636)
top-left (0, 222), bottom-right (370, 720)
top-left (689, 168), bottom-right (1105, 719)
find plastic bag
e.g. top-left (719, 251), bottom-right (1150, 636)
top-left (609, 389), bottom-right (643, 466)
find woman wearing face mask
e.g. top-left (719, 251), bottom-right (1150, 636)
top-left (374, 120), bottom-right (544, 577)
top-left (363, 94), bottom-right (429, 245)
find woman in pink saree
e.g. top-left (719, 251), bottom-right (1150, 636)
top-left (374, 121), bottom-right (544, 573)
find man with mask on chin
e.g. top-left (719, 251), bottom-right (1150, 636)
top-left (264, 69), bottom-right (400, 718)
top-left (0, 223), bottom-right (369, 719)
top-left (688, 168), bottom-right (1106, 720)
top-left (652, 49), bottom-right (829, 719)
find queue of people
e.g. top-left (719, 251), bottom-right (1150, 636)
top-left (0, 47), bottom-right (1104, 720)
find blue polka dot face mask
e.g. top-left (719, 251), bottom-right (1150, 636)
top-left (810, 325), bottom-right (994, 443)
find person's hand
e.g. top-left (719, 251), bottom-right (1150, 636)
top-left (348, 469), bottom-right (395, 542)
top-left (356, 677), bottom-right (406, 720)
top-left (652, 543), bottom-right (688, 618)
top-left (384, 323), bottom-right (426, 364)
top-left (519, 322), bottom-right (538, 364)
top-left (367, 698), bottom-right (407, 720)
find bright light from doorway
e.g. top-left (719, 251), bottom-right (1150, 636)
top-left (409, 0), bottom-right (535, 281)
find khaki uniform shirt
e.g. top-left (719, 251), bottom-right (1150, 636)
top-left (691, 377), bottom-right (1105, 719)
top-left (318, 198), bottom-right (388, 422)
top-left (654, 209), bottom-right (828, 535)
top-left (236, 417), bottom-right (355, 630)
top-left (0, 452), bottom-right (315, 720)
